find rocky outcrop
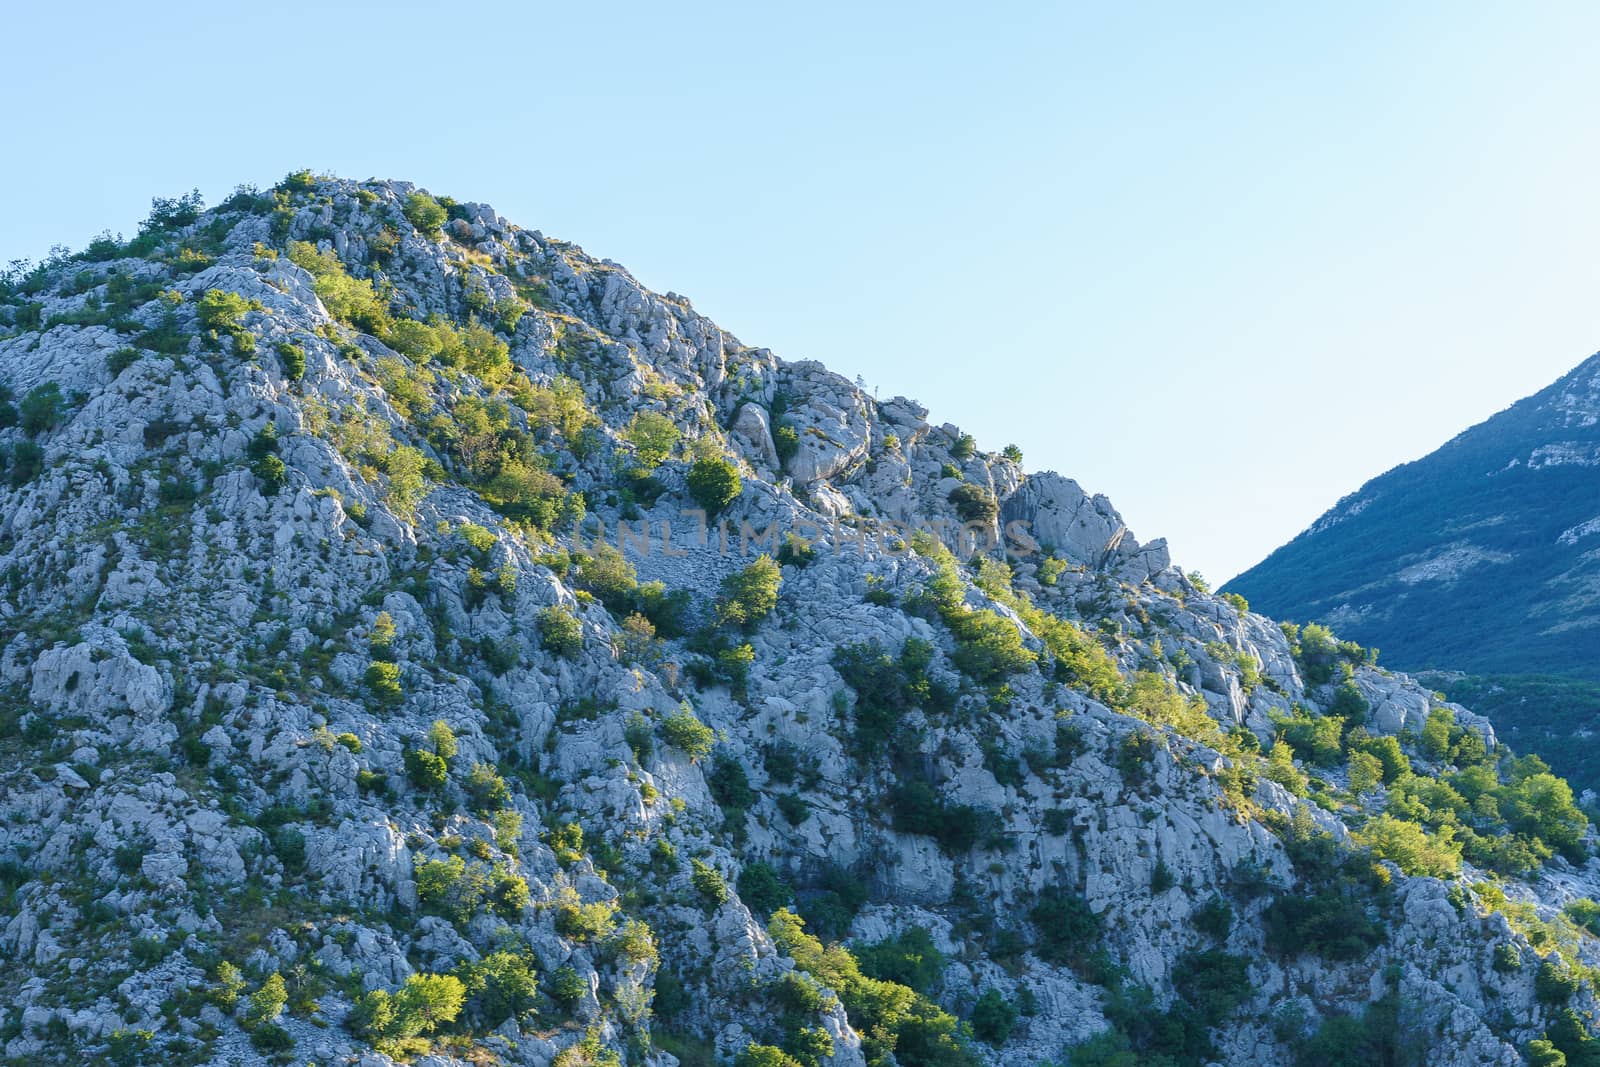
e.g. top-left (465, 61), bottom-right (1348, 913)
top-left (0, 173), bottom-right (1592, 1067)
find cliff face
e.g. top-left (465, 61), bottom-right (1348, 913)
top-left (0, 174), bottom-right (1596, 1067)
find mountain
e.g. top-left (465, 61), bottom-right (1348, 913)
top-left (1226, 353), bottom-right (1600, 678)
top-left (0, 172), bottom-right (1598, 1067)
top-left (1225, 355), bottom-right (1600, 787)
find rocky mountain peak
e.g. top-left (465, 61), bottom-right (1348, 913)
top-left (0, 172), bottom-right (1596, 1067)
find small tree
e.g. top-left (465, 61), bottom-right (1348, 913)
top-left (405, 748), bottom-right (448, 791)
top-left (366, 661), bottom-right (403, 706)
top-left (626, 410), bottom-right (679, 471)
top-left (947, 483), bottom-right (998, 524)
top-left (661, 705), bottom-right (715, 761)
top-left (19, 382), bottom-right (63, 437)
top-left (1348, 750), bottom-right (1383, 796)
top-left (427, 719), bottom-right (458, 760)
top-left (277, 341), bottom-right (306, 380)
top-left (403, 192), bottom-right (448, 236)
top-left (737, 861), bottom-right (793, 919)
top-left (244, 973), bottom-right (287, 1029)
top-left (253, 454), bottom-right (287, 495)
top-left (691, 858), bottom-right (729, 907)
top-left (971, 988), bottom-right (1017, 1045)
top-left (538, 606), bottom-right (583, 658)
top-left (718, 555), bottom-right (782, 627)
top-left (687, 456), bottom-right (742, 516)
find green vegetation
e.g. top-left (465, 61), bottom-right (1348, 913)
top-left (691, 859), bottom-right (729, 906)
top-left (277, 341), bottom-right (306, 380)
top-left (687, 456), bottom-right (742, 516)
top-left (625, 410), bottom-right (679, 471)
top-left (1263, 893), bottom-right (1383, 961)
top-left (738, 861), bottom-right (794, 918)
top-left (947, 483), bottom-right (998, 524)
top-left (403, 192), bottom-right (449, 236)
top-left (856, 927), bottom-right (946, 995)
top-left (19, 382), bottom-right (64, 436)
top-left (538, 605), bottom-right (583, 658)
top-left (768, 909), bottom-right (977, 1067)
top-left (365, 660), bottom-right (403, 707)
top-left (661, 705), bottom-right (716, 761)
top-left (718, 555), bottom-right (782, 627)
top-left (350, 972), bottom-right (466, 1058)
top-left (833, 638), bottom-right (943, 758)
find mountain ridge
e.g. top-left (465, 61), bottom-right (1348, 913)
top-left (1226, 349), bottom-right (1600, 681)
top-left (0, 172), bottom-right (1596, 1067)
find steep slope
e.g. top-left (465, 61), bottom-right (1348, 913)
top-left (1226, 353), bottom-right (1600, 681)
top-left (0, 174), bottom-right (1598, 1067)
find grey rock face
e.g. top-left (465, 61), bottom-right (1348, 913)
top-left (0, 174), bottom-right (1592, 1067)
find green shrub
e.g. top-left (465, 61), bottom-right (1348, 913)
top-left (856, 927), bottom-right (946, 995)
top-left (248, 1023), bottom-right (292, 1053)
top-left (970, 988), bottom-right (1016, 1045)
top-left (737, 861), bottom-right (793, 919)
top-left (538, 605), bottom-right (583, 658)
top-left (427, 718), bottom-right (457, 759)
top-left (405, 749), bottom-right (448, 790)
top-left (277, 342), bottom-right (306, 380)
top-left (661, 705), bottom-right (716, 761)
top-left (286, 241), bottom-right (392, 335)
top-left (350, 972), bottom-right (466, 1058)
top-left (950, 433), bottom-right (977, 460)
top-left (687, 456), bottom-right (742, 516)
top-left (691, 859), bottom-right (729, 907)
top-left (625, 410), bottom-right (679, 471)
top-left (776, 532), bottom-right (816, 568)
top-left (718, 554), bottom-right (782, 627)
top-left (1329, 680), bottom-right (1369, 723)
top-left (1150, 860), bottom-right (1176, 894)
top-left (767, 908), bottom-right (977, 1067)
top-left (107, 347), bottom-right (142, 376)
top-left (777, 792), bottom-right (810, 826)
top-left (458, 948), bottom-right (538, 1025)
top-left (1358, 814), bottom-right (1461, 878)
top-left (403, 192), bottom-right (448, 236)
top-left (890, 779), bottom-right (1000, 855)
top-left (212, 961), bottom-right (247, 1009)
top-left (736, 1045), bottom-right (802, 1067)
top-left (254, 453), bottom-right (287, 495)
top-left (709, 752), bottom-right (756, 813)
top-left (554, 893), bottom-right (617, 942)
top-left (197, 288), bottom-right (252, 336)
top-left (1192, 896), bottom-right (1233, 940)
top-left (947, 483), bottom-right (998, 524)
top-left (1262, 893), bottom-right (1382, 961)
top-left (6, 439), bottom-right (46, 485)
top-left (773, 424), bottom-right (799, 466)
top-left (1030, 888), bottom-right (1100, 970)
top-left (542, 967), bottom-right (586, 1011)
top-left (833, 639), bottom-right (943, 756)
top-left (19, 382), bottom-right (63, 436)
top-left (1536, 960), bottom-right (1580, 1005)
top-left (366, 660), bottom-right (403, 706)
top-left (244, 973), bottom-right (287, 1029)
top-left (465, 762), bottom-right (510, 810)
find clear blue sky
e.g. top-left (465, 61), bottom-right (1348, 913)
top-left (6, 1), bottom-right (1599, 582)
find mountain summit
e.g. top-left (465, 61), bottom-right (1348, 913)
top-left (1, 173), bottom-right (1598, 1067)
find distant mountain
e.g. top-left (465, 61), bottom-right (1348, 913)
top-left (1227, 352), bottom-right (1600, 682)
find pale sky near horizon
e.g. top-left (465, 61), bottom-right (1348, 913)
top-left (4, 2), bottom-right (1599, 582)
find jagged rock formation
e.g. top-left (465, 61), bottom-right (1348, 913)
top-left (0, 174), bottom-right (1597, 1067)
